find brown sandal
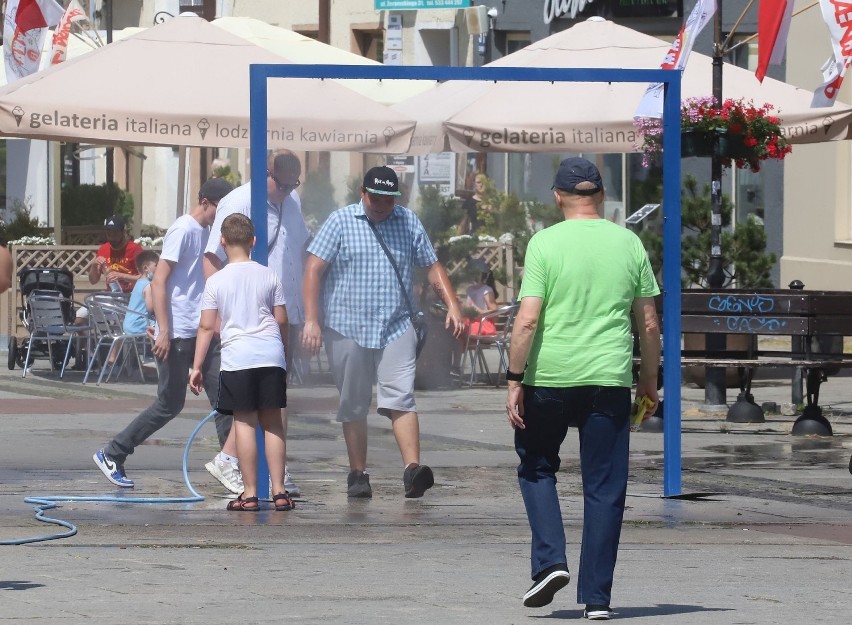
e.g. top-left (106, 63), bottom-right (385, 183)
top-left (226, 494), bottom-right (259, 512)
top-left (272, 492), bottom-right (294, 511)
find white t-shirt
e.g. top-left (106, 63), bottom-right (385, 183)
top-left (201, 260), bottom-right (287, 372)
top-left (466, 283), bottom-right (494, 311)
top-left (205, 181), bottom-right (310, 323)
top-left (160, 214), bottom-right (209, 339)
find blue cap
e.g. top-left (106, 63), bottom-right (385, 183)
top-left (552, 157), bottom-right (603, 195)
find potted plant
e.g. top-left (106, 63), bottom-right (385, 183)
top-left (634, 97), bottom-right (793, 172)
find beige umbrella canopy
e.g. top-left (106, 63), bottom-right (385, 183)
top-left (0, 14), bottom-right (415, 152)
top-left (394, 17), bottom-right (852, 155)
top-left (211, 16), bottom-right (432, 106)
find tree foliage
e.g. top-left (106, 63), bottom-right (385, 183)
top-left (60, 183), bottom-right (134, 227)
top-left (638, 174), bottom-right (776, 288)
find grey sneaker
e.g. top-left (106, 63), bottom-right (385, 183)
top-left (347, 470), bottom-right (372, 498)
top-left (403, 464), bottom-right (434, 498)
top-left (268, 466), bottom-right (301, 498)
top-left (205, 457), bottom-right (243, 495)
top-left (284, 466), bottom-right (301, 498)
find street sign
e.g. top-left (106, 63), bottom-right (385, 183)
top-left (386, 155), bottom-right (415, 174)
top-left (625, 203), bottom-right (660, 225)
top-left (375, 1), bottom-right (470, 10)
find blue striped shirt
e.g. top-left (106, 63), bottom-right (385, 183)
top-left (307, 201), bottom-right (438, 348)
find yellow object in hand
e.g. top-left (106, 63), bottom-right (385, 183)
top-left (630, 395), bottom-right (655, 429)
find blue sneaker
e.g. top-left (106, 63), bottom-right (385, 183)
top-left (93, 449), bottom-right (134, 487)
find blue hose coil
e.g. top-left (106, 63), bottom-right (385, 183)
top-left (1, 410), bottom-right (216, 546)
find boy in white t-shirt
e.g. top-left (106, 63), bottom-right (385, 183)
top-left (189, 213), bottom-right (293, 512)
top-left (93, 178), bottom-right (236, 489)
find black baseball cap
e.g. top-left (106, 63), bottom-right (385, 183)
top-left (103, 215), bottom-right (126, 230)
top-left (363, 166), bottom-right (402, 196)
top-left (199, 177), bottom-right (234, 204)
top-left (552, 157), bottom-right (604, 195)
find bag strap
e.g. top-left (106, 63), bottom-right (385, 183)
top-left (266, 200), bottom-right (284, 255)
top-left (365, 217), bottom-right (419, 323)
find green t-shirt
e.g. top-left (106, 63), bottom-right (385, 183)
top-left (518, 219), bottom-right (659, 387)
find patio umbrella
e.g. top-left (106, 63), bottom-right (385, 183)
top-left (0, 13), bottom-right (415, 152)
top-left (393, 17), bottom-right (852, 154)
top-left (211, 16), bottom-right (432, 106)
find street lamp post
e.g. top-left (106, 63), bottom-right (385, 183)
top-left (104, 0), bottom-right (114, 214)
top-left (704, 4), bottom-right (727, 408)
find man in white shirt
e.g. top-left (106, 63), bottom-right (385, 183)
top-left (203, 150), bottom-right (309, 497)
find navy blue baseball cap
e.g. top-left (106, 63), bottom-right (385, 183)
top-left (552, 157), bottom-right (603, 195)
top-left (199, 177), bottom-right (234, 204)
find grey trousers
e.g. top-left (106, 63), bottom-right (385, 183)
top-left (105, 336), bottom-right (231, 465)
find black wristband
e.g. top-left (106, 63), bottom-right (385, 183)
top-left (505, 369), bottom-right (524, 382)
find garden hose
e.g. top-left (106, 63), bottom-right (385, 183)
top-left (0, 411), bottom-right (215, 546)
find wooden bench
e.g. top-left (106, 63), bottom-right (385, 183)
top-left (648, 289), bottom-right (852, 435)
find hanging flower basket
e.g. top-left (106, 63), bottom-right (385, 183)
top-left (680, 128), bottom-right (715, 158)
top-left (679, 129), bottom-right (750, 160)
top-left (634, 97), bottom-right (793, 172)
top-left (720, 132), bottom-right (748, 160)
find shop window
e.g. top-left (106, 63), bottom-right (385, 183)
top-left (352, 28), bottom-right (383, 62)
top-left (295, 29), bottom-right (320, 40)
top-left (495, 31), bottom-right (530, 58)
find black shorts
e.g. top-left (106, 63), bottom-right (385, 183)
top-left (216, 366), bottom-right (287, 415)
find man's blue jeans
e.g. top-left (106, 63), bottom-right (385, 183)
top-left (515, 385), bottom-right (630, 607)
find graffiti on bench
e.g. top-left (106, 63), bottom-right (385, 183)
top-left (707, 294), bottom-right (776, 315)
top-left (713, 316), bottom-right (788, 333)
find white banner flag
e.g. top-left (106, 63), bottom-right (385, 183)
top-left (812, 0), bottom-right (852, 107)
top-left (634, 0), bottom-right (717, 119)
top-left (3, 0), bottom-right (64, 83)
top-left (50, 0), bottom-right (91, 65)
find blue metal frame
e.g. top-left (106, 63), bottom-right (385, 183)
top-left (250, 64), bottom-right (683, 497)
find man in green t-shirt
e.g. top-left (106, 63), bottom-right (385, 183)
top-left (505, 158), bottom-right (661, 619)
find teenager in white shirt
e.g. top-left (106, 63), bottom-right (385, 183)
top-left (93, 178), bottom-right (235, 488)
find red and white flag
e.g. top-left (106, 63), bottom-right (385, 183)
top-left (755, 0), bottom-right (795, 82)
top-left (15, 0), bottom-right (65, 33)
top-left (50, 0), bottom-right (91, 65)
top-left (3, 0), bottom-right (65, 82)
top-left (634, 0), bottom-right (717, 119)
top-left (812, 0), bottom-right (852, 107)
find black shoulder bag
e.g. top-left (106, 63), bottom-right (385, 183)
top-left (365, 218), bottom-right (429, 359)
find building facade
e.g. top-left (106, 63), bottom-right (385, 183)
top-left (5, 0), bottom-right (849, 292)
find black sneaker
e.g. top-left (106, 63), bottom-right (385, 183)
top-left (403, 464), bottom-right (434, 498)
top-left (347, 470), bottom-right (372, 498)
top-left (522, 563), bottom-right (570, 608)
top-left (584, 605), bottom-right (613, 620)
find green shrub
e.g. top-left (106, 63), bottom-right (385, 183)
top-left (0, 197), bottom-right (48, 242)
top-left (60, 183), bottom-right (133, 227)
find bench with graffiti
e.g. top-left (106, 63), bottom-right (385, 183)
top-left (678, 288), bottom-right (852, 435)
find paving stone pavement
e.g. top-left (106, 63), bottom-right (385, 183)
top-left (1, 363), bottom-right (851, 624)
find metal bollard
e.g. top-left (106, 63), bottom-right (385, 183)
top-left (789, 279), bottom-right (804, 406)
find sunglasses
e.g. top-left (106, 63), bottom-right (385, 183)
top-left (268, 171), bottom-right (301, 192)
